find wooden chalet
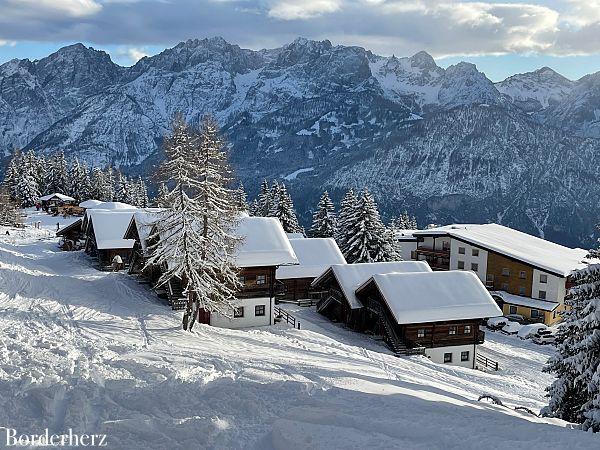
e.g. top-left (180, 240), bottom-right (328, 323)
top-left (56, 219), bottom-right (84, 251)
top-left (354, 271), bottom-right (501, 367)
top-left (83, 207), bottom-right (138, 269)
top-left (126, 212), bottom-right (299, 329)
top-left (39, 193), bottom-right (77, 214)
top-left (312, 261), bottom-right (432, 329)
top-left (276, 238), bottom-right (346, 303)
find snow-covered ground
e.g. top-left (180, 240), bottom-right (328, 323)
top-left (0, 215), bottom-right (597, 449)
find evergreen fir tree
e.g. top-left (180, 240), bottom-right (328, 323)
top-left (269, 182), bottom-right (303, 233)
top-left (89, 168), bottom-right (104, 200)
top-left (268, 180), bottom-right (281, 217)
top-left (70, 158), bottom-right (91, 201)
top-left (146, 114), bottom-right (242, 331)
top-left (335, 189), bottom-right (360, 259)
top-left (4, 149), bottom-right (22, 200)
top-left (115, 172), bottom-right (131, 204)
top-left (342, 189), bottom-right (391, 263)
top-left (309, 191), bottom-right (336, 238)
top-left (103, 167), bottom-right (116, 201)
top-left (248, 199), bottom-right (259, 216)
top-left (135, 177), bottom-right (149, 207)
top-left (45, 151), bottom-right (68, 194)
top-left (15, 154), bottom-right (40, 207)
top-left (155, 182), bottom-right (169, 207)
top-left (233, 182), bottom-right (248, 211)
top-left (544, 252), bottom-right (600, 430)
top-left (256, 179), bottom-right (271, 216)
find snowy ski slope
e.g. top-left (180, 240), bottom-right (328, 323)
top-left (0, 217), bottom-right (597, 449)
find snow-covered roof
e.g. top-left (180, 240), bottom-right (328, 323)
top-left (393, 229), bottom-right (418, 241)
top-left (39, 193), bottom-right (76, 202)
top-left (93, 201), bottom-right (137, 210)
top-left (490, 291), bottom-right (559, 312)
top-left (87, 210), bottom-right (136, 250)
top-left (78, 199), bottom-right (103, 208)
top-left (286, 232), bottom-right (305, 239)
top-left (234, 217), bottom-right (298, 267)
top-left (155, 214), bottom-right (299, 268)
top-left (56, 218), bottom-right (82, 236)
top-left (413, 223), bottom-right (590, 277)
top-left (313, 261), bottom-right (432, 309)
top-left (127, 209), bottom-right (164, 255)
top-left (277, 238), bottom-right (346, 279)
top-left (358, 271), bottom-right (502, 324)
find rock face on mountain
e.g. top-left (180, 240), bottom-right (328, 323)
top-left (1, 37), bottom-right (600, 246)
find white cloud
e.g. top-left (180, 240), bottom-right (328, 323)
top-left (0, 40), bottom-right (17, 47)
top-left (0, 0), bottom-right (599, 60)
top-left (117, 46), bottom-right (150, 64)
top-left (268, 0), bottom-right (342, 20)
top-left (4, 0), bottom-right (102, 17)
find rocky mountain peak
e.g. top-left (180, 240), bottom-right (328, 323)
top-left (409, 51), bottom-right (437, 70)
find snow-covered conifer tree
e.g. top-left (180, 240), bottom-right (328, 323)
top-left (70, 158), bottom-right (90, 200)
top-left (256, 179), bottom-right (271, 216)
top-left (269, 182), bottom-right (303, 233)
top-left (146, 114), bottom-right (242, 331)
top-left (45, 151), bottom-right (68, 194)
top-left (248, 199), bottom-right (259, 216)
top-left (309, 191), bottom-right (336, 238)
top-left (544, 252), bottom-right (600, 430)
top-left (335, 189), bottom-right (359, 259)
top-left (15, 154), bottom-right (40, 207)
top-left (115, 172), bottom-right (131, 203)
top-left (342, 189), bottom-right (391, 263)
top-left (233, 182), bottom-right (248, 211)
top-left (268, 180), bottom-right (281, 217)
top-left (155, 182), bottom-right (169, 207)
top-left (134, 177), bottom-right (149, 208)
top-left (4, 149), bottom-right (22, 200)
top-left (103, 167), bottom-right (115, 201)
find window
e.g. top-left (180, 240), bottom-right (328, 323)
top-left (417, 328), bottom-right (426, 338)
top-left (531, 309), bottom-right (540, 319)
top-left (509, 305), bottom-right (518, 314)
top-left (539, 290), bottom-right (547, 300)
top-left (502, 268), bottom-right (510, 276)
top-left (457, 261), bottom-right (465, 270)
top-left (501, 283), bottom-right (509, 291)
top-left (444, 353), bottom-right (453, 363)
top-left (519, 271), bottom-right (526, 279)
top-left (472, 248), bottom-right (479, 257)
top-left (233, 306), bottom-right (244, 318)
top-left (256, 274), bottom-right (266, 285)
top-left (458, 247), bottom-right (466, 255)
top-left (461, 351), bottom-right (470, 362)
top-left (255, 305), bottom-right (265, 316)
top-left (238, 275), bottom-right (246, 284)
top-left (540, 274), bottom-right (548, 284)
top-left (471, 263), bottom-right (479, 272)
top-left (464, 325), bottom-right (472, 334)
top-left (519, 286), bottom-right (526, 295)
top-left (486, 274), bottom-right (494, 282)
top-left (449, 326), bottom-right (457, 335)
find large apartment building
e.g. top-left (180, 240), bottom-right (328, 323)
top-left (411, 224), bottom-right (591, 325)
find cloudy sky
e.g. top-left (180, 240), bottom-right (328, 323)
top-left (1, 0), bottom-right (600, 81)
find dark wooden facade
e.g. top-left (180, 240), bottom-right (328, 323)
top-left (279, 277), bottom-right (314, 301)
top-left (84, 220), bottom-right (132, 267)
top-left (312, 269), bottom-right (363, 329)
top-left (355, 280), bottom-right (485, 352)
top-left (56, 219), bottom-right (84, 251)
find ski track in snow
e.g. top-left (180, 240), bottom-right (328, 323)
top-left (0, 218), bottom-right (598, 449)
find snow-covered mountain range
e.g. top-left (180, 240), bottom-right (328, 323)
top-left (1, 37), bottom-right (600, 246)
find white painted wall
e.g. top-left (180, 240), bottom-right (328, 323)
top-left (532, 269), bottom-right (566, 303)
top-left (210, 297), bottom-right (273, 329)
top-left (425, 344), bottom-right (478, 368)
top-left (449, 240), bottom-right (488, 283)
top-left (398, 240), bottom-right (417, 261)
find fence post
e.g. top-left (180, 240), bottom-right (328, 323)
top-left (297, 322), bottom-right (300, 330)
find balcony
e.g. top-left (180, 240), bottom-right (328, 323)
top-left (415, 247), bottom-right (450, 271)
top-left (415, 247), bottom-right (450, 257)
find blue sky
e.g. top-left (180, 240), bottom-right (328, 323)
top-left (1, 0), bottom-right (600, 81)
